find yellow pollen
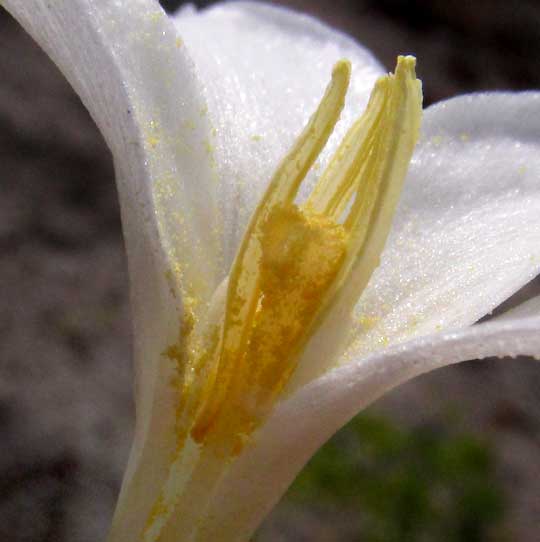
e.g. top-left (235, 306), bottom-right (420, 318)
top-left (191, 204), bottom-right (348, 445)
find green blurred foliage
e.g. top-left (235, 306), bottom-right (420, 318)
top-left (286, 413), bottom-right (506, 542)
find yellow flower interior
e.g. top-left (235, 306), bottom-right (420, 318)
top-left (186, 56), bottom-right (421, 455)
top-left (145, 55), bottom-right (422, 541)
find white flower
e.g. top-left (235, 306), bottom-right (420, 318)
top-left (4, 1), bottom-right (540, 541)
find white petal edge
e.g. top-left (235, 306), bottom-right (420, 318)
top-left (342, 92), bottom-right (540, 360)
top-left (174, 1), bottom-right (385, 268)
top-left (200, 316), bottom-right (540, 541)
top-left (495, 293), bottom-right (540, 321)
top-left (1, 1), bottom-right (219, 539)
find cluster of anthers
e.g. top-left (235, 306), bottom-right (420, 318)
top-left (145, 55), bottom-right (422, 541)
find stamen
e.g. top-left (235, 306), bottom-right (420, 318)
top-left (186, 57), bottom-right (422, 452)
top-left (306, 55), bottom-right (423, 318)
top-left (189, 60), bottom-right (352, 445)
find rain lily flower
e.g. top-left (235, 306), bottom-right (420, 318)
top-left (4, 1), bottom-right (540, 541)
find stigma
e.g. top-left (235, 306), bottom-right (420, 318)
top-left (174, 56), bottom-right (422, 457)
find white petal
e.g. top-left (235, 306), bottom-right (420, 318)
top-left (347, 92), bottom-right (540, 359)
top-left (201, 316), bottom-right (540, 541)
top-left (5, 0), bottom-right (220, 303)
top-left (2, 1), bottom-right (219, 539)
top-left (174, 1), bottom-right (385, 267)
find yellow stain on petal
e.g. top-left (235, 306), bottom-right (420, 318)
top-left (149, 10), bottom-right (164, 23)
top-left (183, 119), bottom-right (196, 131)
top-left (154, 175), bottom-right (175, 202)
top-left (145, 119), bottom-right (162, 150)
top-left (203, 139), bottom-right (214, 155)
top-left (358, 314), bottom-right (380, 331)
top-left (147, 135), bottom-right (160, 149)
top-left (145, 57), bottom-right (422, 541)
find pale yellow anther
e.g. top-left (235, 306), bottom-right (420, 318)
top-left (305, 55), bottom-right (423, 321)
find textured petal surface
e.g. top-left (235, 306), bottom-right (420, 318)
top-left (345, 92), bottom-right (540, 360)
top-left (202, 316), bottom-right (540, 541)
top-left (174, 1), bottom-right (385, 267)
top-left (1, 1), bottom-right (219, 540)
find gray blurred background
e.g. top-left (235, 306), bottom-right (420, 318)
top-left (1, 1), bottom-right (540, 541)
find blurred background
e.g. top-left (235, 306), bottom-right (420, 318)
top-left (1, 1), bottom-right (540, 541)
